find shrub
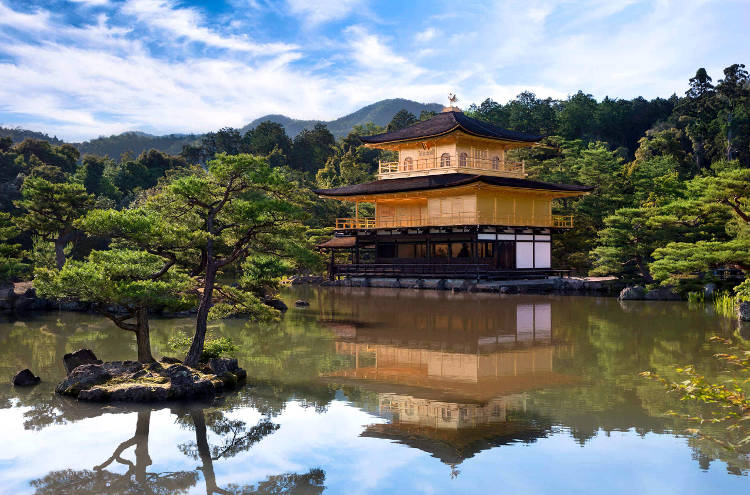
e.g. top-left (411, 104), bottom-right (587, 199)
top-left (168, 334), bottom-right (237, 362)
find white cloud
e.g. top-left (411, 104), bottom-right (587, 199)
top-left (69, 0), bottom-right (111, 6)
top-left (121, 0), bottom-right (297, 54)
top-left (285, 0), bottom-right (364, 26)
top-left (0, 3), bottom-right (51, 31)
top-left (415, 27), bottom-right (436, 43)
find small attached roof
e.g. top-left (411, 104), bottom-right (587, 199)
top-left (317, 236), bottom-right (356, 249)
top-left (315, 173), bottom-right (593, 198)
top-left (360, 111), bottom-right (542, 145)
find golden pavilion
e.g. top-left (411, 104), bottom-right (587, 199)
top-left (315, 105), bottom-right (592, 278)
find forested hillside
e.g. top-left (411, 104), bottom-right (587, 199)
top-left (242, 98), bottom-right (443, 138)
top-left (0, 127), bottom-right (64, 145)
top-left (76, 132), bottom-right (200, 160)
top-left (1, 64), bottom-right (748, 303)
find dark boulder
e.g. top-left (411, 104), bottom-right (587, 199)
top-left (63, 349), bottom-right (102, 374)
top-left (102, 361), bottom-right (144, 376)
top-left (739, 301), bottom-right (750, 321)
top-left (644, 286), bottom-right (682, 301)
top-left (160, 356), bottom-right (182, 364)
top-left (166, 365), bottom-right (215, 398)
top-left (12, 369), bottom-right (40, 387)
top-left (109, 385), bottom-right (169, 402)
top-left (56, 364), bottom-right (111, 395)
top-left (77, 387), bottom-right (108, 402)
top-left (265, 298), bottom-right (288, 311)
top-left (208, 357), bottom-right (239, 375)
top-left (294, 299), bottom-right (310, 307)
top-left (619, 285), bottom-right (646, 300)
top-left (0, 284), bottom-right (16, 312)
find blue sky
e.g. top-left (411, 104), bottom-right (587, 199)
top-left (0, 0), bottom-right (748, 141)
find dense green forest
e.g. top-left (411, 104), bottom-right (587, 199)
top-left (1, 64), bottom-right (748, 304)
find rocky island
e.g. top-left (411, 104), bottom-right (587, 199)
top-left (55, 349), bottom-right (247, 402)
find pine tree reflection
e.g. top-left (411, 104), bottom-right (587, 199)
top-left (30, 406), bottom-right (325, 495)
top-left (179, 408), bottom-right (325, 495)
top-left (30, 409), bottom-right (198, 495)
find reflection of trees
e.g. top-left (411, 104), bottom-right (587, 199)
top-left (223, 469), bottom-right (325, 495)
top-left (180, 409), bottom-right (279, 494)
top-left (0, 313), bottom-right (144, 386)
top-left (532, 299), bottom-right (748, 472)
top-left (30, 406), bottom-right (326, 495)
top-left (31, 410), bottom-right (198, 495)
top-left (178, 408), bottom-right (325, 495)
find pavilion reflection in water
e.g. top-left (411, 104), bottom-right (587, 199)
top-left (321, 299), bottom-right (575, 466)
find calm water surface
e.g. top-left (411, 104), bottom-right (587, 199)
top-left (1, 288), bottom-right (749, 494)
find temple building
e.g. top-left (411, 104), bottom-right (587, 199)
top-left (315, 106), bottom-right (592, 278)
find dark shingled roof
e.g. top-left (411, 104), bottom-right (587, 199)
top-left (315, 173), bottom-right (593, 197)
top-left (316, 236), bottom-right (356, 248)
top-left (361, 111), bottom-right (542, 144)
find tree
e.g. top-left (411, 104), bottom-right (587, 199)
top-left (35, 249), bottom-right (192, 363)
top-left (467, 98), bottom-right (509, 127)
top-left (316, 150), bottom-right (374, 189)
top-left (150, 153), bottom-right (315, 367)
top-left (715, 64), bottom-right (750, 162)
top-left (0, 212), bottom-right (27, 282)
top-left (505, 91), bottom-right (557, 135)
top-left (558, 91), bottom-right (598, 140)
top-left (650, 166), bottom-right (750, 285)
top-left (419, 110), bottom-right (437, 121)
top-left (14, 139), bottom-right (78, 176)
top-left (386, 109), bottom-right (417, 132)
top-left (289, 124), bottom-right (335, 175)
top-left (14, 177), bottom-right (94, 269)
top-left (111, 149), bottom-right (188, 200)
top-left (591, 207), bottom-right (669, 281)
top-left (244, 121), bottom-right (292, 158)
top-left (182, 128), bottom-right (247, 164)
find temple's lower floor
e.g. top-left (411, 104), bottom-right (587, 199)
top-left (319, 226), bottom-right (564, 279)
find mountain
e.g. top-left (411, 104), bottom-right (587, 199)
top-left (1, 98), bottom-right (442, 159)
top-left (75, 132), bottom-right (200, 160)
top-left (242, 98), bottom-right (443, 138)
top-left (0, 126), bottom-right (65, 145)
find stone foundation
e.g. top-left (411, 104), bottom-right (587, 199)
top-left (321, 276), bottom-right (623, 295)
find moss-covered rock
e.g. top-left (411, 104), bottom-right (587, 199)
top-left (55, 354), bottom-right (246, 403)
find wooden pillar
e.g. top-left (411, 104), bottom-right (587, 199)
top-left (355, 201), bottom-right (359, 228)
top-left (426, 234), bottom-right (432, 264)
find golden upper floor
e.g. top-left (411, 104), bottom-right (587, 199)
top-left (360, 109), bottom-right (541, 180)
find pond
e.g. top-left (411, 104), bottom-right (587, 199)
top-left (1, 287), bottom-right (748, 494)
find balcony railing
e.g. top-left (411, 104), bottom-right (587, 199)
top-left (378, 154), bottom-right (525, 178)
top-left (335, 214), bottom-right (574, 230)
top-left (336, 217), bottom-right (376, 229)
top-left (552, 215), bottom-right (574, 228)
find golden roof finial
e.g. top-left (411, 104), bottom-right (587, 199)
top-left (443, 93), bottom-right (461, 112)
